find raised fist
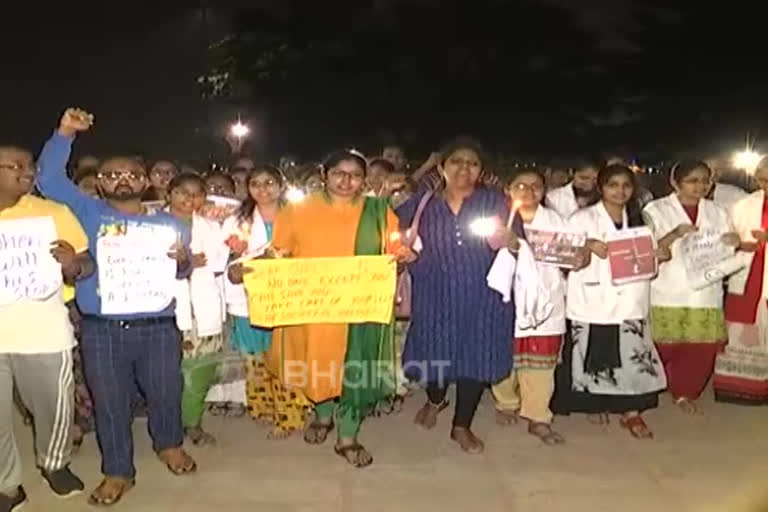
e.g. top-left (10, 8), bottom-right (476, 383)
top-left (58, 108), bottom-right (94, 137)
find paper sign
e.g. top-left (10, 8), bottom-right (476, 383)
top-left (524, 227), bottom-right (586, 268)
top-left (243, 256), bottom-right (396, 327)
top-left (605, 227), bottom-right (657, 285)
top-left (679, 230), bottom-right (744, 289)
top-left (200, 195), bottom-right (240, 224)
top-left (0, 217), bottom-right (62, 306)
top-left (97, 222), bottom-right (178, 314)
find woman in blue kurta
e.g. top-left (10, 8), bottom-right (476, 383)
top-left (396, 137), bottom-right (514, 454)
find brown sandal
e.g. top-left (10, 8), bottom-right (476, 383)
top-left (414, 400), bottom-right (449, 430)
top-left (87, 477), bottom-right (135, 507)
top-left (620, 415), bottom-right (653, 439)
top-left (303, 419), bottom-right (335, 445)
top-left (450, 427), bottom-right (485, 454)
top-left (334, 442), bottom-right (373, 468)
top-left (675, 397), bottom-right (701, 416)
top-left (157, 447), bottom-right (197, 475)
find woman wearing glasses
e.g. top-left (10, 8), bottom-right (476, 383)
top-left (264, 150), bottom-right (412, 467)
top-left (491, 169), bottom-right (568, 445)
top-left (643, 160), bottom-right (740, 414)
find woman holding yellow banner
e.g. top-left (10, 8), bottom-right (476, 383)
top-left (265, 149), bottom-right (412, 468)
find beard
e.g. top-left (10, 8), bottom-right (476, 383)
top-left (100, 185), bottom-right (145, 201)
top-left (573, 185), bottom-right (599, 201)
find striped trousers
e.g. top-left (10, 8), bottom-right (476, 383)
top-left (0, 350), bottom-right (74, 495)
top-left (81, 316), bottom-right (183, 479)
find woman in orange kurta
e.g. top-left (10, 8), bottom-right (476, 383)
top-left (265, 150), bottom-right (407, 467)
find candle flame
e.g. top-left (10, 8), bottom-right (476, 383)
top-left (470, 217), bottom-right (497, 237)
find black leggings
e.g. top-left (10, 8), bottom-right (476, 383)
top-left (426, 379), bottom-right (485, 428)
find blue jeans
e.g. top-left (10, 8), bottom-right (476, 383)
top-left (80, 316), bottom-right (183, 478)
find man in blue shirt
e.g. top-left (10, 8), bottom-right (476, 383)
top-left (36, 108), bottom-right (196, 507)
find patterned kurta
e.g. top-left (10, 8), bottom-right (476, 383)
top-left (397, 187), bottom-right (513, 383)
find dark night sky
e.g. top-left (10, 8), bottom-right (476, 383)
top-left (2, 2), bottom-right (768, 165)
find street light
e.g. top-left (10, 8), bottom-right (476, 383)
top-left (230, 120), bottom-right (249, 139)
top-left (732, 148), bottom-right (761, 173)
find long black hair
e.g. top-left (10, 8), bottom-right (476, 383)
top-left (235, 164), bottom-right (284, 222)
top-left (597, 164), bottom-right (644, 227)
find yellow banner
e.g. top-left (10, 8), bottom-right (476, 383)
top-left (243, 255), bottom-right (396, 327)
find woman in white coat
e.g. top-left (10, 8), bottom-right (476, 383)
top-left (714, 157), bottom-right (768, 404)
top-left (166, 173), bottom-right (229, 445)
top-left (551, 164), bottom-right (667, 439)
top-left (642, 160), bottom-right (739, 414)
top-left (492, 169), bottom-right (567, 445)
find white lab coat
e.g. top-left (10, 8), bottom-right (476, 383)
top-left (566, 202), bottom-right (650, 324)
top-left (546, 183), bottom-right (579, 219)
top-left (729, 190), bottom-right (767, 296)
top-left (643, 194), bottom-right (732, 309)
top-left (222, 209), bottom-right (270, 317)
top-left (517, 206), bottom-right (567, 337)
top-left (174, 214), bottom-right (228, 336)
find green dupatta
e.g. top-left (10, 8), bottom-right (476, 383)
top-left (338, 196), bottom-right (397, 422)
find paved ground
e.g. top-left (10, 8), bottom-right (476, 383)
top-left (13, 389), bottom-right (768, 512)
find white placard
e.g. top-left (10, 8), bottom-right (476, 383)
top-left (97, 222), bottom-right (178, 314)
top-left (679, 229), bottom-right (744, 289)
top-left (0, 217), bottom-right (62, 306)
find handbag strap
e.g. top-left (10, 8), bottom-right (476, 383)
top-left (404, 191), bottom-right (433, 246)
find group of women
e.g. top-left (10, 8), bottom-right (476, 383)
top-left (66, 137), bottom-right (768, 469)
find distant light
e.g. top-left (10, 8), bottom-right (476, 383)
top-left (230, 121), bottom-right (249, 138)
top-left (732, 149), bottom-right (762, 173)
top-left (284, 185), bottom-right (306, 203)
top-left (469, 217), bottom-right (497, 237)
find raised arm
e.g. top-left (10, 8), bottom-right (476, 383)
top-left (36, 108), bottom-right (99, 221)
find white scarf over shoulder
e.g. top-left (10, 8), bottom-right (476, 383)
top-left (222, 208), bottom-right (270, 318)
top-left (486, 205), bottom-right (566, 336)
top-left (175, 214), bottom-right (228, 336)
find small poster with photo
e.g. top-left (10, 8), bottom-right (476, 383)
top-left (605, 226), bottom-right (657, 285)
top-left (200, 195), bottom-right (241, 224)
top-left (524, 227), bottom-right (587, 269)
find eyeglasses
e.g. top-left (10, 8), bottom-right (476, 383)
top-left (327, 169), bottom-right (364, 182)
top-left (98, 170), bottom-right (146, 181)
top-left (151, 169), bottom-right (176, 177)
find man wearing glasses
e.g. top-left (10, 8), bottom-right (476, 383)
top-left (36, 108), bottom-right (197, 507)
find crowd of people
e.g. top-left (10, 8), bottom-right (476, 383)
top-left (1, 107), bottom-right (766, 510)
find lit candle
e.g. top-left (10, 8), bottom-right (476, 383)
top-left (284, 185), bottom-right (306, 204)
top-left (470, 217), bottom-right (498, 237)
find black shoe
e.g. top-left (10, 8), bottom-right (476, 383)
top-left (0, 486), bottom-right (27, 512)
top-left (41, 466), bottom-right (84, 498)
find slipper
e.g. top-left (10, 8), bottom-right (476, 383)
top-left (87, 478), bottom-right (135, 507)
